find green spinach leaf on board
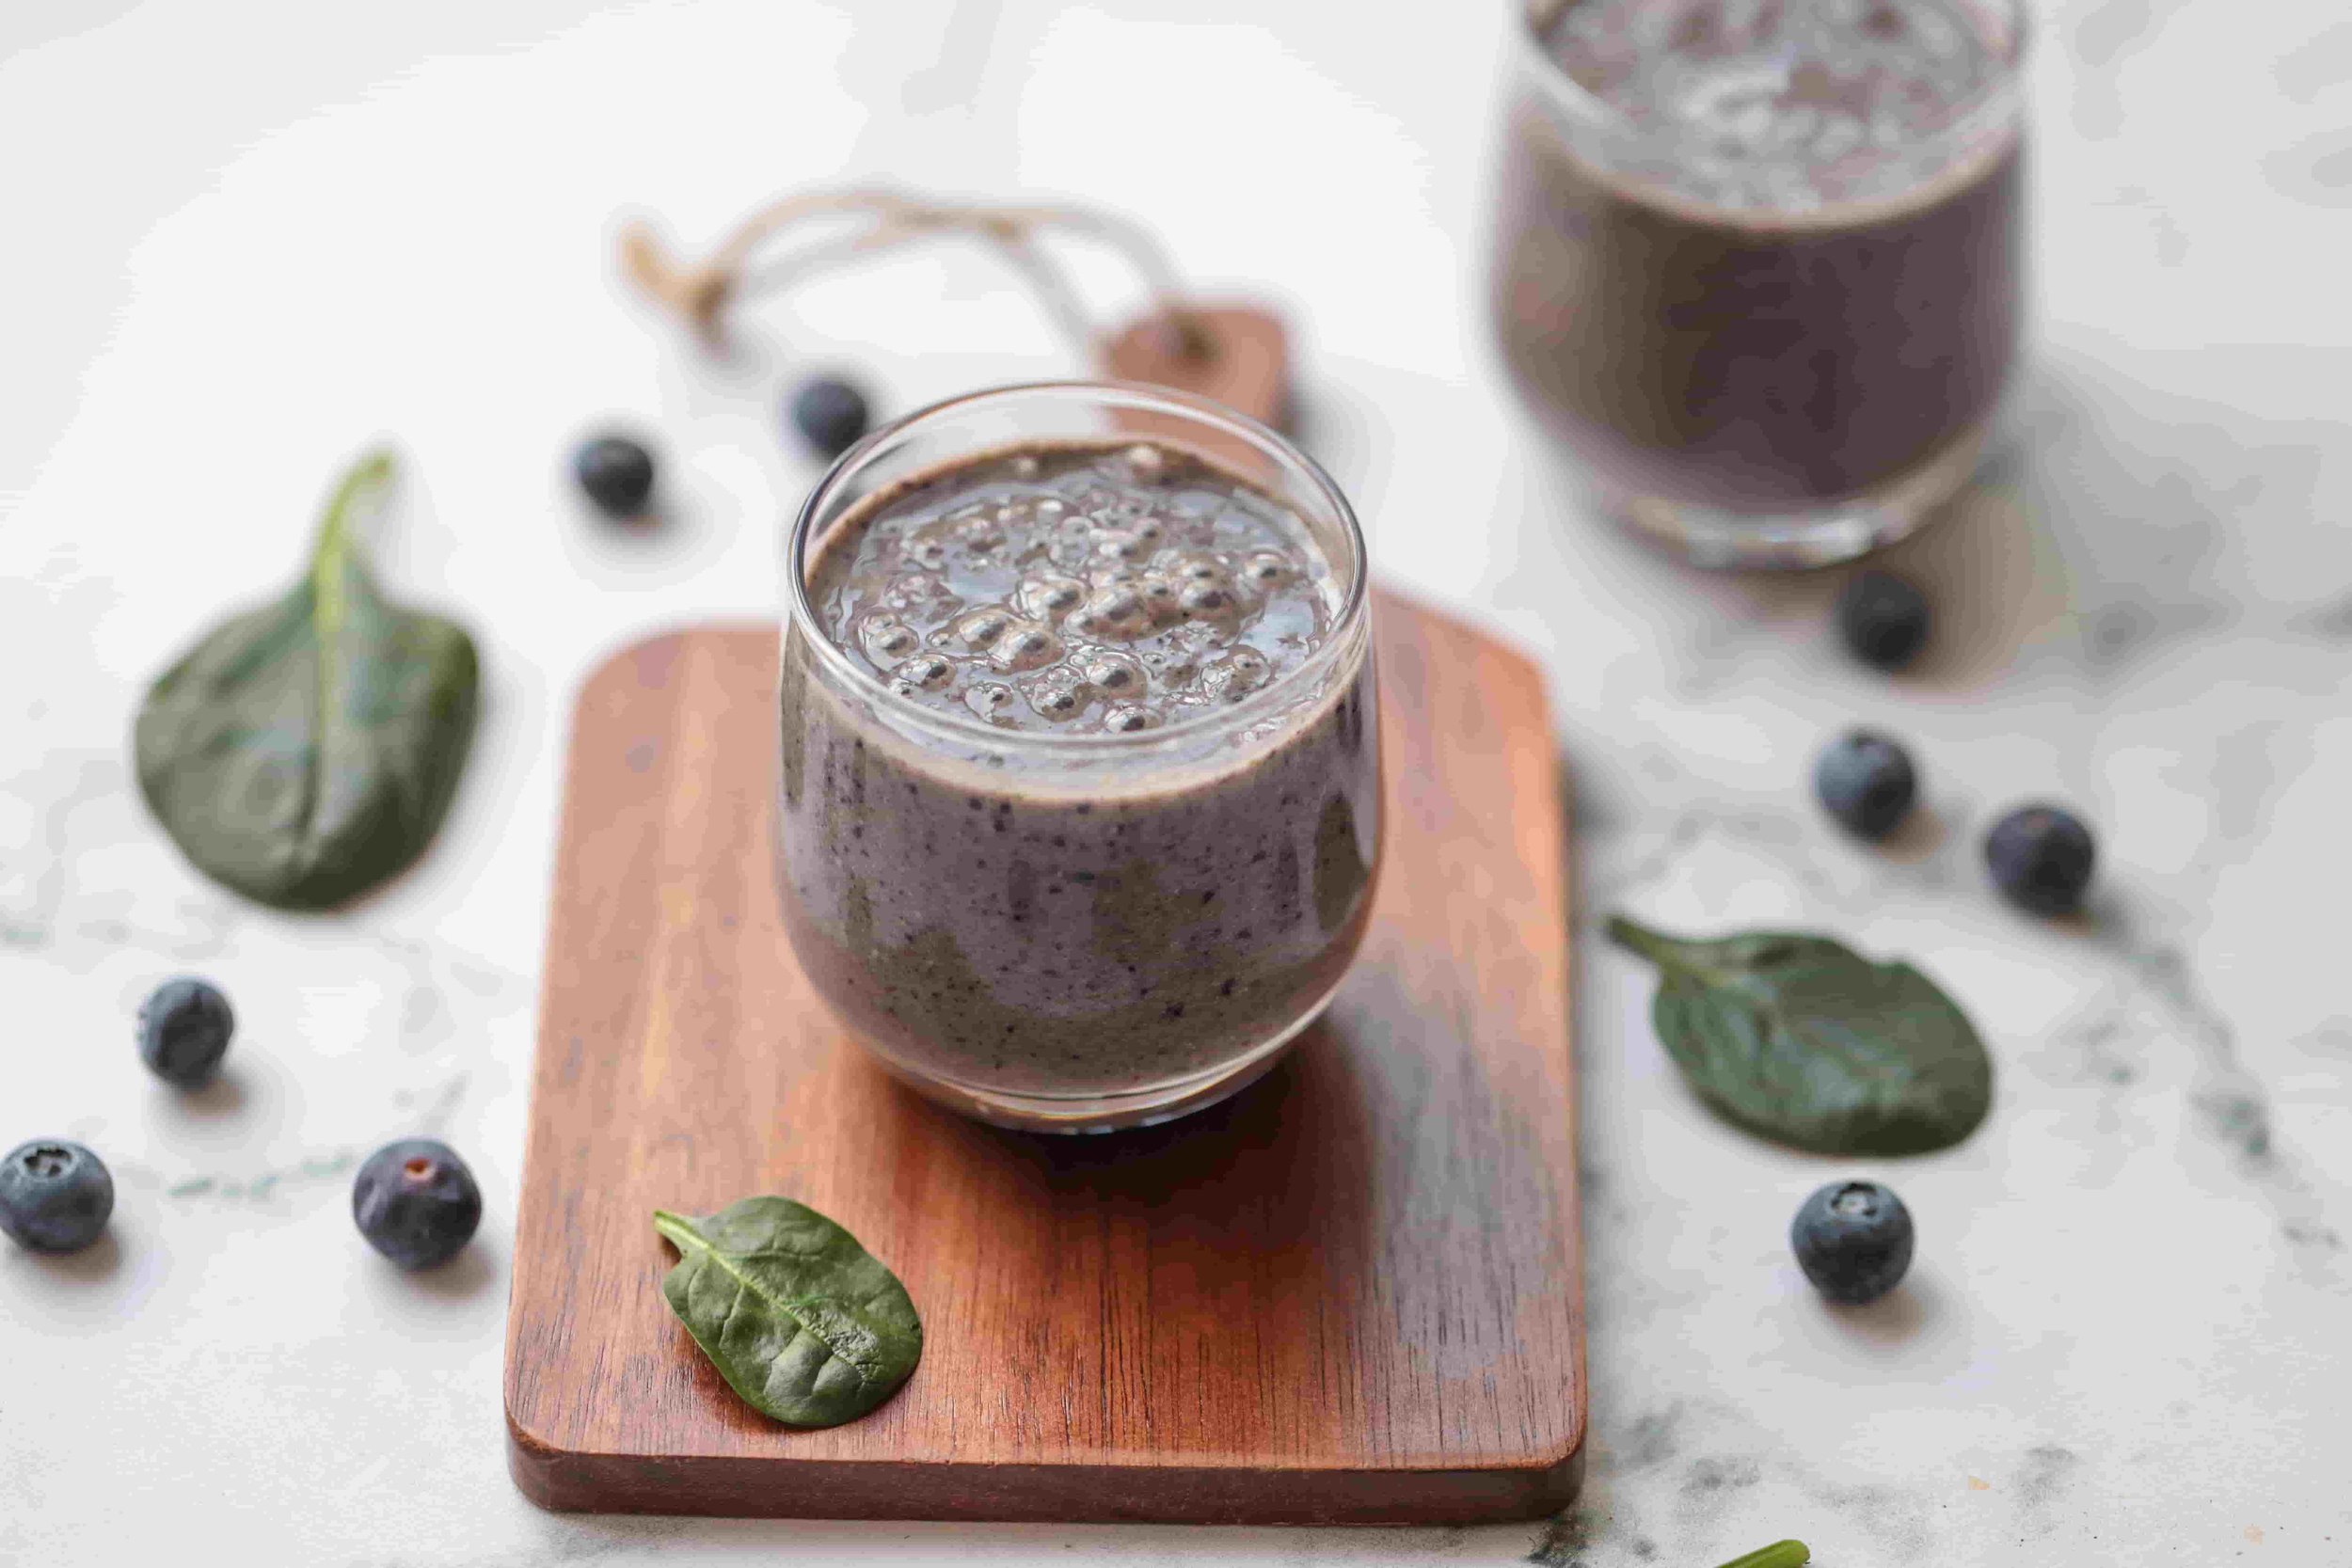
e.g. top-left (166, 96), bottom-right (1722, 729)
top-left (655, 1196), bottom-right (922, 1428)
top-left (1607, 915), bottom-right (1992, 1155)
top-left (134, 451), bottom-right (479, 911)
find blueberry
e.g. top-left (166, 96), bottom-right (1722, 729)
top-left (136, 976), bottom-right (234, 1087)
top-left (573, 434), bottom-right (657, 519)
top-left (353, 1138), bottom-right (482, 1270)
top-left (1985, 803), bottom-right (2096, 915)
top-left (789, 376), bottom-right (870, 458)
top-left (1791, 1179), bottom-right (1913, 1305)
top-left (1836, 570), bottom-right (1931, 671)
top-left (1813, 729), bottom-right (1917, 840)
top-left (1, 1140), bottom-right (115, 1254)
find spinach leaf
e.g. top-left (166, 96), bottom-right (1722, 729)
top-left (134, 451), bottom-right (479, 911)
top-left (655, 1197), bottom-right (922, 1428)
top-left (1607, 915), bottom-right (1992, 1155)
top-left (1715, 1544), bottom-right (1810, 1568)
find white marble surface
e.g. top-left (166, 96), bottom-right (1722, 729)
top-left (5, 1), bottom-right (2349, 1563)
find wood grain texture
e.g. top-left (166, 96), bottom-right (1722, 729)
top-left (1099, 303), bottom-right (1291, 431)
top-left (503, 591), bottom-right (1582, 1523)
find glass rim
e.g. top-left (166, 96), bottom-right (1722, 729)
top-left (1509, 0), bottom-right (2032, 170)
top-left (784, 379), bottom-right (1371, 757)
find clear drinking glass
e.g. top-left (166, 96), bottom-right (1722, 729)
top-left (776, 383), bottom-right (1382, 1132)
top-left (1489, 0), bottom-right (2029, 566)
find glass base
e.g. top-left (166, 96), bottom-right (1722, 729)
top-left (857, 983), bottom-right (1343, 1134)
top-left (1604, 416), bottom-right (1991, 570)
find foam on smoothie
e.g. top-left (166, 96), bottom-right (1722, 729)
top-left (1537, 0), bottom-right (2014, 212)
top-left (808, 441), bottom-right (1339, 737)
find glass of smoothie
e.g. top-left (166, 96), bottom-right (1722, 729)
top-left (776, 383), bottom-right (1382, 1132)
top-left (1490, 0), bottom-right (2028, 566)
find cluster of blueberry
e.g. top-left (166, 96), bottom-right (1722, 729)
top-left (1820, 569), bottom-right (2099, 916)
top-left (571, 373), bottom-right (873, 522)
top-left (1773, 567), bottom-right (2103, 1308)
top-left (1, 980), bottom-right (482, 1271)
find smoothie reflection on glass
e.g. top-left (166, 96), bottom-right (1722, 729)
top-left (776, 383), bottom-right (1382, 1132)
top-left (1491, 0), bottom-right (2028, 566)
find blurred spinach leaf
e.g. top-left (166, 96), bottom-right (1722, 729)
top-left (135, 451), bottom-right (479, 910)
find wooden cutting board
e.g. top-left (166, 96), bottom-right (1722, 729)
top-left (503, 593), bottom-right (1583, 1523)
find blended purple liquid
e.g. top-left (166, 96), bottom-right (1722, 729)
top-left (777, 441), bottom-right (1380, 1101)
top-left (1491, 0), bottom-right (2025, 513)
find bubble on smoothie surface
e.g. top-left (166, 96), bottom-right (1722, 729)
top-left (1016, 572), bottom-right (1086, 621)
top-left (953, 608), bottom-right (1012, 649)
top-left (808, 442), bottom-right (1340, 734)
top-left (1201, 648), bottom-right (1272, 703)
top-left (965, 680), bottom-right (1018, 723)
top-left (1103, 703), bottom-right (1163, 734)
top-left (893, 654), bottom-right (955, 690)
top-left (989, 622), bottom-right (1063, 673)
top-left (1079, 651), bottom-right (1146, 697)
top-left (860, 615), bottom-right (919, 663)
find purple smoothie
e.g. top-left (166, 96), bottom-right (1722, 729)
top-left (776, 439), bottom-right (1380, 1114)
top-left (1491, 0), bottom-right (2026, 535)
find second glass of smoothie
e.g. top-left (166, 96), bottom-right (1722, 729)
top-left (1490, 0), bottom-right (2029, 566)
top-left (777, 383), bottom-right (1382, 1132)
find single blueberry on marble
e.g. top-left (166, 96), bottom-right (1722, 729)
top-left (1791, 1179), bottom-right (1913, 1305)
top-left (789, 375), bottom-right (870, 458)
top-left (1814, 729), bottom-right (1917, 840)
top-left (1835, 569), bottom-right (1931, 671)
top-left (136, 975), bottom-right (235, 1087)
top-left (573, 434), bottom-right (658, 519)
top-left (353, 1138), bottom-right (482, 1270)
top-left (0, 1139), bottom-right (115, 1254)
top-left (1985, 803), bottom-right (2096, 915)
